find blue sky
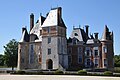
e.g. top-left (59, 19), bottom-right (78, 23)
top-left (0, 0), bottom-right (120, 55)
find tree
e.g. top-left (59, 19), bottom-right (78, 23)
top-left (3, 39), bottom-right (18, 70)
top-left (114, 55), bottom-right (120, 67)
top-left (0, 54), bottom-right (4, 66)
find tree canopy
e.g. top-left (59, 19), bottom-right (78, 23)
top-left (114, 55), bottom-right (120, 67)
top-left (3, 39), bottom-right (18, 70)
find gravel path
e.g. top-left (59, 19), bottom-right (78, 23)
top-left (0, 75), bottom-right (120, 80)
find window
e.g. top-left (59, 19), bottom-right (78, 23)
top-left (48, 37), bottom-right (51, 44)
top-left (48, 48), bottom-right (51, 55)
top-left (94, 59), bottom-right (98, 67)
top-left (87, 59), bottom-right (90, 66)
top-left (86, 50), bottom-right (90, 56)
top-left (104, 59), bottom-right (107, 67)
top-left (74, 33), bottom-right (78, 36)
top-left (103, 46), bottom-right (107, 53)
top-left (78, 56), bottom-right (82, 63)
top-left (94, 50), bottom-right (98, 56)
top-left (48, 27), bottom-right (50, 33)
top-left (29, 45), bottom-right (34, 64)
top-left (78, 47), bottom-right (82, 54)
top-left (73, 39), bottom-right (77, 44)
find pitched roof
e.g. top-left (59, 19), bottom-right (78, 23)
top-left (19, 28), bottom-right (29, 42)
top-left (101, 25), bottom-right (109, 41)
top-left (41, 7), bottom-right (66, 28)
top-left (70, 28), bottom-right (88, 42)
top-left (30, 16), bottom-right (45, 41)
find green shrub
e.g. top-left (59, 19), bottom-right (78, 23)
top-left (37, 71), bottom-right (44, 75)
top-left (54, 70), bottom-right (64, 75)
top-left (15, 70), bottom-right (25, 74)
top-left (78, 70), bottom-right (87, 75)
top-left (104, 71), bottom-right (113, 76)
top-left (114, 67), bottom-right (120, 73)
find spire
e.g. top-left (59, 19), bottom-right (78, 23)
top-left (101, 25), bottom-right (109, 41)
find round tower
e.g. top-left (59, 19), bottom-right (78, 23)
top-left (101, 25), bottom-right (114, 71)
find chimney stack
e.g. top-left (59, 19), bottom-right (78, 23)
top-left (30, 13), bottom-right (34, 31)
top-left (85, 25), bottom-right (89, 37)
top-left (94, 33), bottom-right (98, 39)
top-left (57, 7), bottom-right (62, 22)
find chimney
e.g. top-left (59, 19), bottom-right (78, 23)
top-left (94, 33), bottom-right (98, 39)
top-left (30, 13), bottom-right (34, 31)
top-left (58, 7), bottom-right (62, 22)
top-left (85, 25), bottom-right (89, 37)
top-left (58, 7), bottom-right (62, 17)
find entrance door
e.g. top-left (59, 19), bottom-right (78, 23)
top-left (46, 59), bottom-right (53, 69)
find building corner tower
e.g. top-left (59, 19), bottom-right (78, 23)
top-left (41, 7), bottom-right (68, 70)
top-left (101, 25), bottom-right (114, 71)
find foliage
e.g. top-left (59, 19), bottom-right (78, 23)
top-left (114, 67), bottom-right (120, 73)
top-left (104, 71), bottom-right (113, 76)
top-left (0, 54), bottom-right (4, 66)
top-left (54, 70), bottom-right (64, 75)
top-left (3, 39), bottom-right (18, 70)
top-left (78, 70), bottom-right (87, 75)
top-left (14, 70), bottom-right (25, 74)
top-left (114, 55), bottom-right (120, 67)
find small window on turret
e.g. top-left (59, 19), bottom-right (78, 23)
top-left (103, 46), bottom-right (107, 53)
top-left (74, 33), bottom-right (78, 36)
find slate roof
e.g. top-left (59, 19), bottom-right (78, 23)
top-left (19, 28), bottom-right (29, 42)
top-left (70, 28), bottom-right (88, 43)
top-left (42, 7), bottom-right (66, 28)
top-left (30, 16), bottom-right (45, 41)
top-left (101, 25), bottom-right (113, 41)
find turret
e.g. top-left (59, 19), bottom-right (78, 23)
top-left (101, 25), bottom-right (114, 71)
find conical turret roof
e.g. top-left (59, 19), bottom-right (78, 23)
top-left (101, 25), bottom-right (109, 41)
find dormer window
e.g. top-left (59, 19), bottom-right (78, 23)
top-left (74, 33), bottom-right (78, 36)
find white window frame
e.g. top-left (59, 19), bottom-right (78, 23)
top-left (85, 47), bottom-right (91, 56)
top-left (93, 47), bottom-right (99, 56)
top-left (104, 59), bottom-right (107, 67)
top-left (103, 46), bottom-right (107, 53)
top-left (94, 58), bottom-right (99, 67)
top-left (78, 55), bottom-right (82, 63)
